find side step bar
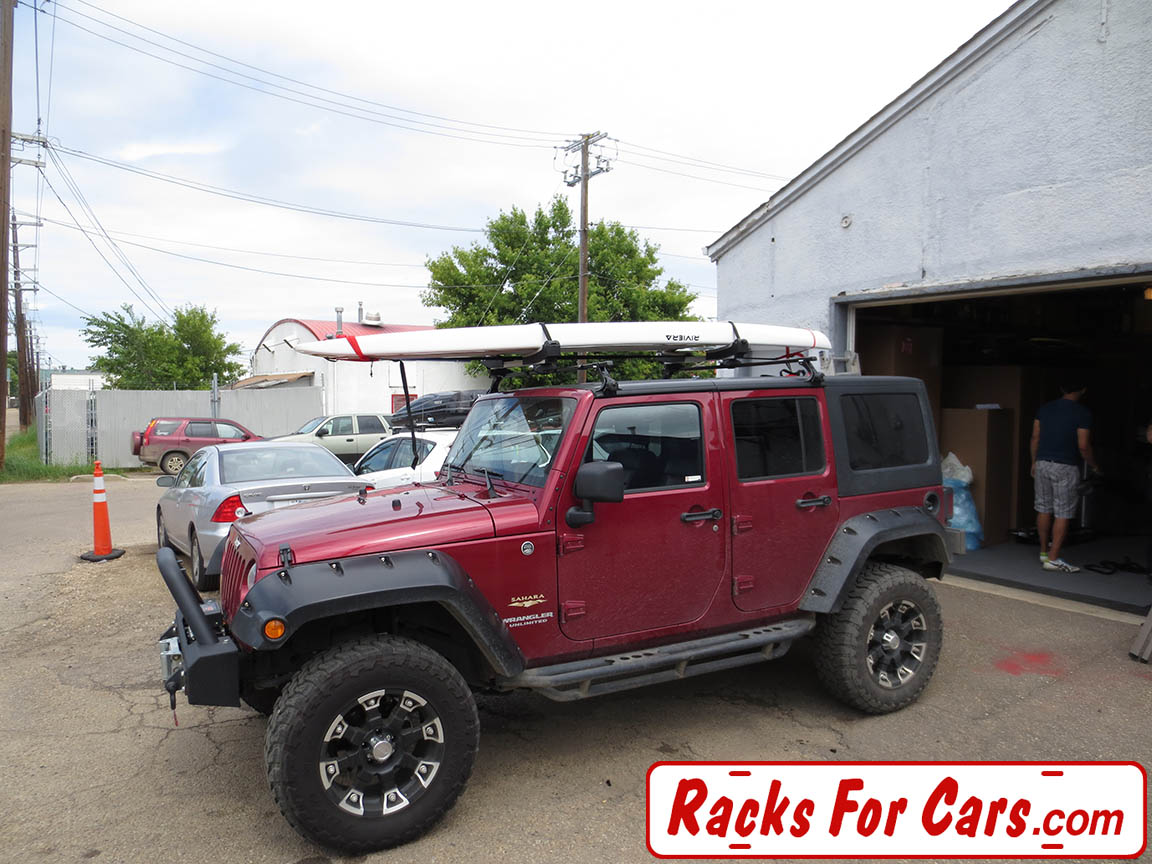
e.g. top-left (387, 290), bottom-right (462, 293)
top-left (499, 617), bottom-right (815, 701)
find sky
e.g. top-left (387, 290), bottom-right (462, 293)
top-left (9, 0), bottom-right (1013, 370)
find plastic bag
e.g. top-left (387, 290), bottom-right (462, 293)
top-left (941, 451), bottom-right (973, 485)
top-left (943, 451), bottom-right (983, 550)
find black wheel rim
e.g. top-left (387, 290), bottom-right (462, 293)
top-left (866, 600), bottom-right (928, 689)
top-left (318, 688), bottom-right (445, 818)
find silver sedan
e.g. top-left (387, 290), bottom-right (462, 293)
top-left (155, 441), bottom-right (369, 591)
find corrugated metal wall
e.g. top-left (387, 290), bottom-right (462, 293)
top-left (38, 386), bottom-right (324, 467)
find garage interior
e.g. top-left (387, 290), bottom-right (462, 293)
top-left (853, 278), bottom-right (1152, 613)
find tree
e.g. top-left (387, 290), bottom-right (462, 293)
top-left (82, 304), bottom-right (244, 390)
top-left (422, 197), bottom-right (698, 381)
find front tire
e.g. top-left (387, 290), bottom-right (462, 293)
top-left (266, 636), bottom-right (479, 854)
top-left (189, 531), bottom-right (218, 592)
top-left (156, 509), bottom-right (171, 550)
top-left (814, 562), bottom-right (943, 714)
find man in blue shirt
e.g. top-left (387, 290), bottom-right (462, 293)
top-left (1031, 381), bottom-right (1098, 573)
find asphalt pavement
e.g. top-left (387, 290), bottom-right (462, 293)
top-left (0, 479), bottom-right (1149, 863)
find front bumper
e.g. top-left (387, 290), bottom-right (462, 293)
top-left (156, 547), bottom-right (240, 707)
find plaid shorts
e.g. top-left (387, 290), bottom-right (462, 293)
top-left (1034, 460), bottom-right (1081, 519)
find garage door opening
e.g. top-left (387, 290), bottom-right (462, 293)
top-left (852, 281), bottom-right (1152, 612)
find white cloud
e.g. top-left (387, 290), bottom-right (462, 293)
top-left (116, 138), bottom-right (234, 162)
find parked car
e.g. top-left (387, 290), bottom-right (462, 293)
top-left (155, 441), bottom-right (370, 591)
top-left (155, 371), bottom-right (952, 853)
top-left (133, 417), bottom-right (261, 475)
top-left (386, 390), bottom-right (485, 429)
top-left (277, 413), bottom-right (392, 463)
top-left (352, 429), bottom-right (457, 488)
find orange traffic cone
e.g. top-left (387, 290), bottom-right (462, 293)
top-left (81, 461), bottom-right (125, 562)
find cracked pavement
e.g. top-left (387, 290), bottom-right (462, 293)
top-left (1, 480), bottom-right (1150, 863)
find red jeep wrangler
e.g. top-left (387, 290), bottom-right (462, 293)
top-left (157, 359), bottom-right (951, 853)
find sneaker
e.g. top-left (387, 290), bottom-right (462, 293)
top-left (1039, 552), bottom-right (1049, 565)
top-left (1043, 558), bottom-right (1080, 573)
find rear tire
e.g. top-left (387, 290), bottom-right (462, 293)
top-left (814, 562), bottom-right (943, 714)
top-left (161, 451), bottom-right (187, 475)
top-left (190, 531), bottom-right (218, 592)
top-left (266, 636), bottom-right (479, 854)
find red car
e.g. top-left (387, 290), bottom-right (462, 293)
top-left (132, 417), bottom-right (261, 475)
top-left (156, 373), bottom-right (952, 853)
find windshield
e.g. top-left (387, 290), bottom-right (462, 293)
top-left (444, 396), bottom-right (575, 488)
top-left (293, 416), bottom-right (325, 434)
top-left (220, 446), bottom-right (351, 483)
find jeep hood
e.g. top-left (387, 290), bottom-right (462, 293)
top-left (237, 485), bottom-right (497, 569)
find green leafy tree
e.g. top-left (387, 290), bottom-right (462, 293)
top-left (82, 304), bottom-right (244, 390)
top-left (422, 197), bottom-right (698, 381)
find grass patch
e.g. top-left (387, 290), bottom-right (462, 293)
top-left (0, 425), bottom-right (128, 483)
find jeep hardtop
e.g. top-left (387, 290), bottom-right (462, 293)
top-left (157, 328), bottom-right (952, 854)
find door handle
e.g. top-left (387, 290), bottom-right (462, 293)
top-left (795, 495), bottom-right (832, 509)
top-left (681, 508), bottom-right (723, 522)
top-left (345, 438), bottom-right (355, 442)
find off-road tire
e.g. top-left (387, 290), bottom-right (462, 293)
top-left (814, 561), bottom-right (942, 714)
top-left (265, 636), bottom-right (479, 854)
top-left (189, 531), bottom-right (218, 592)
top-left (160, 451), bottom-right (187, 475)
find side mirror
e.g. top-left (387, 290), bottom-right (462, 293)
top-left (156, 475), bottom-right (176, 487)
top-left (315, 428), bottom-right (328, 438)
top-left (242, 433), bottom-right (251, 441)
top-left (566, 461), bottom-right (624, 528)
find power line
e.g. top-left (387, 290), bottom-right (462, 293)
top-left (47, 147), bottom-right (174, 317)
top-left (20, 210), bottom-right (430, 267)
top-left (614, 138), bottom-right (790, 181)
top-left (50, 142), bottom-right (486, 232)
top-left (32, 281), bottom-right (92, 317)
top-left (615, 158), bottom-right (777, 193)
top-left (64, 0), bottom-right (574, 138)
top-left (38, 168), bottom-right (169, 320)
top-left (33, 206), bottom-right (581, 291)
top-left (35, 3), bottom-right (560, 149)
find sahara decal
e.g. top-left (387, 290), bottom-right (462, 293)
top-left (509, 593), bottom-right (547, 608)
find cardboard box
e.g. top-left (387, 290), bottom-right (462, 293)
top-left (940, 408), bottom-right (1014, 546)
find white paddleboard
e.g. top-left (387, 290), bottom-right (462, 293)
top-left (293, 320), bottom-right (830, 362)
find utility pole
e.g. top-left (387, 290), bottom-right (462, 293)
top-left (11, 212), bottom-right (30, 428)
top-left (564, 131), bottom-right (610, 381)
top-left (0, 0), bottom-right (14, 469)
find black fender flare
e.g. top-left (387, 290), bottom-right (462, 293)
top-left (230, 548), bottom-right (525, 678)
top-left (799, 507), bottom-right (951, 614)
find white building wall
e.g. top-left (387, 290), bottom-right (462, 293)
top-left (49, 372), bottom-right (107, 390)
top-left (715, 0), bottom-right (1152, 337)
top-left (251, 322), bottom-right (483, 414)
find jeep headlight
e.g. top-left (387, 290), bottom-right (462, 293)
top-left (246, 563), bottom-right (258, 589)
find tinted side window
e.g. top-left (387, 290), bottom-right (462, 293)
top-left (358, 441), bottom-right (397, 473)
top-left (841, 393), bottom-right (928, 470)
top-left (152, 420), bottom-right (180, 437)
top-left (185, 422), bottom-right (214, 438)
top-left (357, 415), bottom-right (386, 434)
top-left (731, 398), bottom-right (824, 479)
top-left (175, 452), bottom-right (205, 487)
top-left (587, 403), bottom-right (703, 492)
